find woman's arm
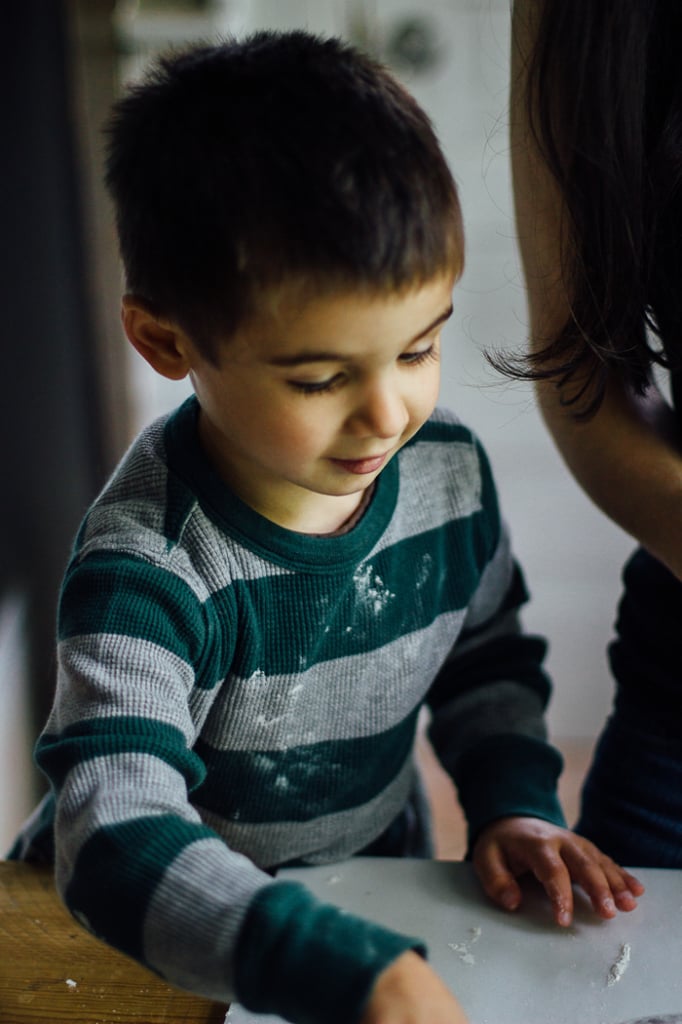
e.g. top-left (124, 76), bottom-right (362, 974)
top-left (510, 0), bottom-right (682, 580)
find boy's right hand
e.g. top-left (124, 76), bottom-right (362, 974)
top-left (360, 950), bottom-right (469, 1023)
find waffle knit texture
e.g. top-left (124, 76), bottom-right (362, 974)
top-left (11, 397), bottom-right (564, 1024)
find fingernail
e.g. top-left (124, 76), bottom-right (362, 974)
top-left (557, 908), bottom-right (571, 926)
top-left (602, 897), bottom-right (616, 915)
top-left (501, 887), bottom-right (518, 909)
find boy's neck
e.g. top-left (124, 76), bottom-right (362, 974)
top-left (251, 487), bottom-right (371, 536)
top-left (306, 483), bottom-right (375, 537)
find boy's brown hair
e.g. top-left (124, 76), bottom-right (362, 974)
top-left (105, 30), bottom-right (463, 361)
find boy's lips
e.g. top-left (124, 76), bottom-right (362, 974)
top-left (330, 452), bottom-right (390, 475)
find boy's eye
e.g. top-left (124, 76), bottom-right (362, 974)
top-left (287, 343), bottom-right (438, 394)
top-left (288, 374), bottom-right (344, 395)
top-left (399, 343), bottom-right (438, 365)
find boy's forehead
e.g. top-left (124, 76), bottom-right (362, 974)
top-left (219, 272), bottom-right (456, 361)
top-left (258, 266), bottom-right (460, 326)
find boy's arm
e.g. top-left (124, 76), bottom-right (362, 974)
top-left (426, 527), bottom-right (564, 847)
top-left (426, 495), bottom-right (642, 923)
top-left (236, 881), bottom-right (470, 1024)
top-left (38, 552), bottom-right (429, 1024)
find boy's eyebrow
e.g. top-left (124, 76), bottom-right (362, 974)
top-left (268, 303), bottom-right (454, 366)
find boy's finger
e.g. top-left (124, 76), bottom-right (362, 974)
top-left (473, 843), bottom-right (522, 911)
top-left (529, 854), bottom-right (574, 927)
top-left (613, 887), bottom-right (639, 912)
top-left (562, 836), bottom-right (645, 913)
top-left (561, 843), bottom-right (639, 919)
top-left (566, 856), bottom-right (619, 919)
top-left (598, 861), bottom-right (643, 913)
top-left (621, 868), bottom-right (646, 897)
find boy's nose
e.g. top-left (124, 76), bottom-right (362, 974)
top-left (347, 379), bottom-right (409, 439)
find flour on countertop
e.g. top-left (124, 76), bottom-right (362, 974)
top-left (448, 926), bottom-right (482, 965)
top-left (607, 942), bottom-right (631, 987)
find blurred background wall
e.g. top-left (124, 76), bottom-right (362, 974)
top-left (0, 0), bottom-right (634, 850)
top-left (0, 0), bottom-right (129, 849)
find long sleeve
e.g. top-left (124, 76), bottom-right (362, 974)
top-left (36, 551), bottom-right (265, 999)
top-left (426, 446), bottom-right (564, 850)
top-left (31, 549), bottom-right (422, 1022)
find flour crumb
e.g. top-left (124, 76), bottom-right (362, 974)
top-left (607, 943), bottom-right (631, 987)
top-left (448, 942), bottom-right (476, 965)
top-left (448, 925), bottom-right (481, 965)
top-left (65, 978), bottom-right (78, 990)
top-left (326, 874), bottom-right (342, 885)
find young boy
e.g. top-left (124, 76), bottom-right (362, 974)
top-left (11, 30), bottom-right (642, 1024)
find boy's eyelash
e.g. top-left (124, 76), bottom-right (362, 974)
top-left (288, 375), bottom-right (344, 395)
top-left (399, 343), bottom-right (438, 366)
top-left (288, 344), bottom-right (438, 395)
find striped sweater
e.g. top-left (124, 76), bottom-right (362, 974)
top-left (13, 396), bottom-right (564, 1024)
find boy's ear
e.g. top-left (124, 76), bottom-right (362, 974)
top-left (121, 296), bottom-right (194, 380)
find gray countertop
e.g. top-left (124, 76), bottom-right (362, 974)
top-left (227, 858), bottom-right (682, 1024)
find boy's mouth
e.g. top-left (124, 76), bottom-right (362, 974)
top-left (329, 452), bottom-right (389, 475)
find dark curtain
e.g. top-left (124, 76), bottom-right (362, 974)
top-left (1, 1), bottom-right (112, 776)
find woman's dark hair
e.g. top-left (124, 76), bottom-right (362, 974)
top-left (104, 30), bottom-right (462, 362)
top-left (506, 0), bottom-right (682, 417)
